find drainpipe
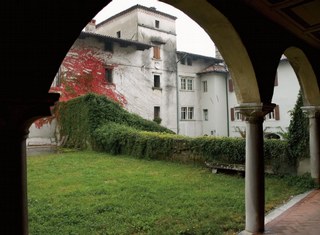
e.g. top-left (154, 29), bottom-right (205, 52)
top-left (225, 70), bottom-right (230, 137)
top-left (175, 53), bottom-right (187, 135)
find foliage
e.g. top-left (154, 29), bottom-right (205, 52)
top-left (58, 93), bottom-right (173, 149)
top-left (93, 122), bottom-right (292, 174)
top-left (287, 90), bottom-right (309, 162)
top-left (28, 151), bottom-right (313, 234)
top-left (34, 46), bottom-right (126, 128)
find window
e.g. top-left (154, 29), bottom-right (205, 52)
top-left (235, 111), bottom-right (243, 121)
top-left (274, 72), bottom-right (278, 86)
top-left (203, 81), bottom-right (208, 92)
top-left (181, 78), bottom-right (186, 90)
top-left (154, 106), bottom-right (160, 119)
top-left (203, 109), bottom-right (208, 121)
top-left (105, 68), bottom-right (113, 83)
top-left (153, 46), bottom-right (160, 59)
top-left (116, 31), bottom-right (121, 38)
top-left (180, 57), bottom-right (186, 65)
top-left (155, 20), bottom-right (160, 28)
top-left (187, 79), bottom-right (193, 90)
top-left (228, 79), bottom-right (234, 92)
top-left (266, 105), bottom-right (280, 120)
top-left (181, 78), bottom-right (193, 91)
top-left (153, 74), bottom-right (160, 88)
top-left (230, 108), bottom-right (244, 121)
top-left (181, 107), bottom-right (194, 120)
top-left (104, 42), bottom-right (113, 52)
top-left (187, 57), bottom-right (192, 66)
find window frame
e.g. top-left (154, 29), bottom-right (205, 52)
top-left (203, 109), bottom-right (208, 121)
top-left (105, 67), bottom-right (113, 84)
top-left (181, 107), bottom-right (194, 120)
top-left (153, 74), bottom-right (160, 88)
top-left (202, 81), bottom-right (208, 92)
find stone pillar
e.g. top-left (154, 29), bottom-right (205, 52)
top-left (0, 94), bottom-right (59, 235)
top-left (237, 103), bottom-right (275, 235)
top-left (302, 106), bottom-right (320, 187)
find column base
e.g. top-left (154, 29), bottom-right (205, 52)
top-left (239, 229), bottom-right (273, 235)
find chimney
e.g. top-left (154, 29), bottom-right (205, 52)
top-left (85, 19), bottom-right (96, 32)
top-left (215, 46), bottom-right (223, 60)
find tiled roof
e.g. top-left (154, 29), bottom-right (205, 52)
top-left (79, 31), bottom-right (152, 51)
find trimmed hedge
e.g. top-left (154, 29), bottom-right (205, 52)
top-left (57, 93), bottom-right (173, 149)
top-left (58, 93), bottom-right (295, 174)
top-left (93, 122), bottom-right (293, 174)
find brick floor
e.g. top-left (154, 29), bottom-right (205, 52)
top-left (264, 189), bottom-right (320, 235)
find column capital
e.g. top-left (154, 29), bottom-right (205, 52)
top-left (301, 106), bottom-right (320, 119)
top-left (235, 103), bottom-right (276, 123)
top-left (0, 93), bottom-right (60, 138)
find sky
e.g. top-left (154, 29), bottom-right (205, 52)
top-left (93, 0), bottom-right (216, 57)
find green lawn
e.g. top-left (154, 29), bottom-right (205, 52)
top-left (27, 151), bottom-right (312, 235)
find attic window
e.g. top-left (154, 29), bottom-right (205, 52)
top-left (116, 31), bottom-right (121, 38)
top-left (187, 57), bottom-right (192, 66)
top-left (155, 20), bottom-right (160, 28)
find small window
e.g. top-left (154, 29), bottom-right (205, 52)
top-left (104, 42), bottom-right (113, 52)
top-left (203, 81), bottom-right (208, 92)
top-left (181, 78), bottom-right (193, 91)
top-left (187, 79), bottom-right (193, 90)
top-left (203, 109), bottom-right (208, 121)
top-left (274, 72), bottom-right (278, 86)
top-left (181, 78), bottom-right (186, 90)
top-left (105, 68), bottom-right (113, 83)
top-left (116, 31), bottom-right (121, 38)
top-left (181, 107), bottom-right (194, 120)
top-left (187, 57), bottom-right (192, 66)
top-left (228, 79), bottom-right (234, 92)
top-left (188, 107), bottom-right (194, 120)
top-left (230, 108), bottom-right (244, 121)
top-left (153, 46), bottom-right (160, 59)
top-left (181, 107), bottom-right (187, 120)
top-left (266, 105), bottom-right (280, 120)
top-left (154, 106), bottom-right (160, 119)
top-left (155, 20), bottom-right (160, 28)
top-left (154, 74), bottom-right (160, 88)
top-left (180, 57), bottom-right (186, 65)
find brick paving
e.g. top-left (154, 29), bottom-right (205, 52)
top-left (264, 189), bottom-right (320, 235)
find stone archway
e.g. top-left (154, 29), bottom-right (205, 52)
top-left (162, 0), bottom-right (261, 104)
top-left (284, 47), bottom-right (320, 106)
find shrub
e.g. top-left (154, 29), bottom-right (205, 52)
top-left (57, 93), bottom-right (173, 149)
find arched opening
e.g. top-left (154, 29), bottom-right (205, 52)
top-left (284, 47), bottom-right (320, 106)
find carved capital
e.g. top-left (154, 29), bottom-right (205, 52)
top-left (235, 103), bottom-right (276, 123)
top-left (0, 93), bottom-right (60, 138)
top-left (301, 106), bottom-right (320, 119)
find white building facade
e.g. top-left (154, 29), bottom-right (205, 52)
top-left (28, 5), bottom-right (300, 146)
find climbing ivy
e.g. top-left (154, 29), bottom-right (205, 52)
top-left (287, 90), bottom-right (309, 164)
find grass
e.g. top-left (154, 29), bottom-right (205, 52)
top-left (27, 151), bottom-right (313, 235)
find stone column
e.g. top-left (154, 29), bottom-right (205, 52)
top-left (302, 106), bottom-right (320, 187)
top-left (0, 94), bottom-right (59, 235)
top-left (237, 103), bottom-right (275, 235)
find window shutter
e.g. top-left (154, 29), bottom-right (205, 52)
top-left (229, 79), bottom-right (234, 92)
top-left (153, 46), bottom-right (160, 59)
top-left (275, 105), bottom-right (280, 120)
top-left (231, 108), bottom-right (235, 121)
top-left (274, 73), bottom-right (278, 86)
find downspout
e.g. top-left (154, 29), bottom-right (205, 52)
top-left (175, 53), bottom-right (187, 135)
top-left (225, 70), bottom-right (230, 137)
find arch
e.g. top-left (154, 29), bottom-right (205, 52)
top-left (162, 0), bottom-right (260, 104)
top-left (284, 47), bottom-right (320, 106)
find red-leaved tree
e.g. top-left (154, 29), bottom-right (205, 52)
top-left (34, 47), bottom-right (127, 128)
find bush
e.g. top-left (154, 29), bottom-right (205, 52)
top-left (57, 93), bottom-right (173, 149)
top-left (93, 122), bottom-right (292, 174)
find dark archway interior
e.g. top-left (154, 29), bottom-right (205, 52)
top-left (1, 0), bottom-right (320, 234)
